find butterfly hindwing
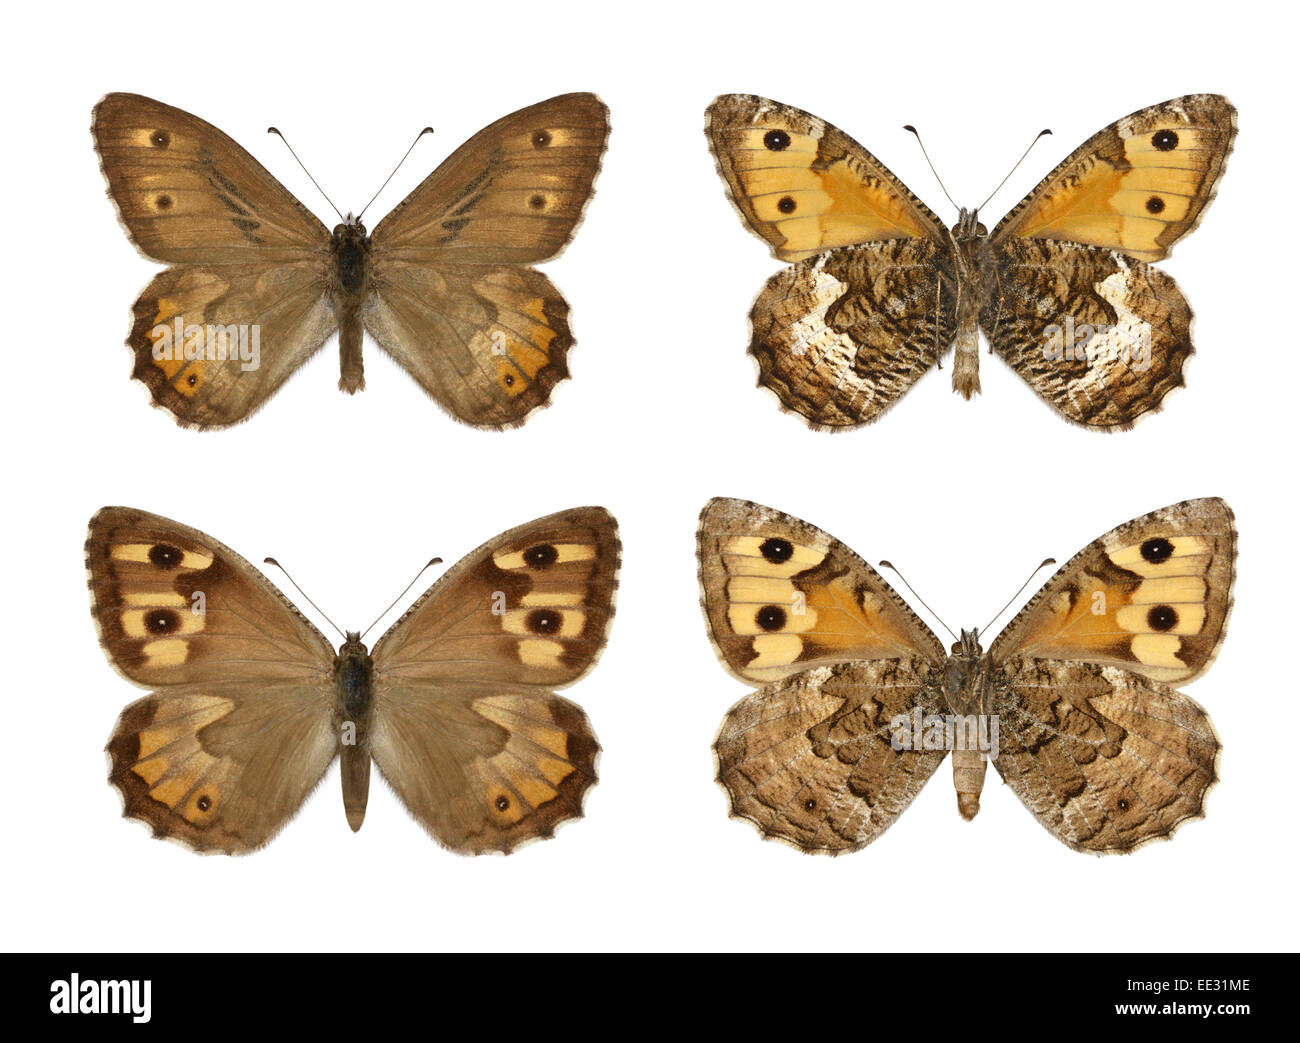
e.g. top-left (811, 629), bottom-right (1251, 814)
top-left (715, 661), bottom-right (948, 853)
top-left (748, 240), bottom-right (956, 427)
top-left (991, 659), bottom-right (1220, 853)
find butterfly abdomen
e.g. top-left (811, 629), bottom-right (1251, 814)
top-left (332, 635), bottom-right (375, 831)
top-left (951, 222), bottom-right (995, 400)
top-left (329, 222), bottom-right (371, 394)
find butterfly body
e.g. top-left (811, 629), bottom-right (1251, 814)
top-left (94, 93), bottom-right (610, 427)
top-left (89, 506), bottom-right (619, 853)
top-left (698, 497), bottom-right (1232, 853)
top-left (706, 94), bottom-right (1236, 428)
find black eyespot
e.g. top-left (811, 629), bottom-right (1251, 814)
top-left (495, 795), bottom-right (511, 812)
top-left (803, 798), bottom-right (816, 811)
top-left (759, 537), bottom-right (794, 564)
top-left (756, 605), bottom-right (787, 632)
top-left (144, 609), bottom-right (180, 635)
top-left (196, 795), bottom-right (212, 812)
top-left (1145, 196), bottom-right (1165, 214)
top-left (1151, 129), bottom-right (1179, 151)
top-left (777, 196), bottom-right (797, 214)
top-left (1147, 605), bottom-right (1178, 632)
top-left (523, 543), bottom-right (559, 568)
top-left (528, 194), bottom-right (546, 210)
top-left (526, 609), bottom-right (562, 635)
top-left (186, 374), bottom-right (198, 387)
top-left (150, 129), bottom-right (170, 148)
top-left (763, 129), bottom-right (791, 151)
top-left (532, 129), bottom-right (552, 148)
top-left (503, 373), bottom-right (515, 387)
top-left (1140, 537), bottom-right (1174, 564)
top-left (1117, 798), bottom-right (1130, 812)
top-left (155, 193), bottom-right (173, 210)
top-left (148, 543), bottom-right (183, 568)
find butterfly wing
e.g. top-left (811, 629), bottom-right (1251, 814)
top-left (986, 498), bottom-right (1233, 852)
top-left (981, 96), bottom-right (1235, 429)
top-left (699, 498), bottom-right (951, 851)
top-left (989, 498), bottom-right (1235, 685)
top-left (705, 94), bottom-right (947, 261)
top-left (981, 239), bottom-right (1192, 429)
top-left (697, 497), bottom-right (945, 684)
top-left (748, 240), bottom-right (956, 427)
top-left (991, 659), bottom-right (1219, 853)
top-left (715, 661), bottom-right (948, 853)
top-left (87, 507), bottom-right (339, 853)
top-left (93, 93), bottom-right (337, 428)
top-left (368, 507), bottom-right (619, 853)
top-left (991, 95), bottom-right (1236, 262)
top-left (363, 94), bottom-right (609, 428)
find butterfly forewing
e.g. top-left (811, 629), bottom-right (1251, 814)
top-left (370, 93), bottom-right (610, 262)
top-left (93, 93), bottom-right (331, 262)
top-left (989, 497), bottom-right (1236, 685)
top-left (991, 94), bottom-right (1237, 261)
top-left (705, 94), bottom-right (946, 261)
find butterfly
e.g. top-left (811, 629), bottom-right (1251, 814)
top-left (705, 94), bottom-right (1236, 429)
top-left (87, 505), bottom-right (619, 854)
top-left (697, 497), bottom-right (1232, 853)
top-left (92, 92), bottom-right (610, 429)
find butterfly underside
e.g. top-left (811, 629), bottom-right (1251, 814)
top-left (92, 92), bottom-right (609, 428)
top-left (87, 505), bottom-right (619, 854)
top-left (697, 497), bottom-right (1232, 853)
top-left (705, 94), bottom-right (1236, 429)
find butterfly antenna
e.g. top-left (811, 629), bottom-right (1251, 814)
top-left (978, 128), bottom-right (1053, 213)
top-left (264, 557), bottom-right (347, 640)
top-left (902, 125), bottom-right (959, 212)
top-left (359, 557), bottom-right (444, 641)
top-left (357, 127), bottom-right (435, 222)
top-left (267, 126), bottom-right (344, 221)
top-left (978, 558), bottom-right (1057, 638)
top-left (879, 560), bottom-right (959, 643)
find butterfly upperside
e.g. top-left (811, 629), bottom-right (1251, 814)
top-left (93, 92), bottom-right (609, 428)
top-left (89, 506), bottom-right (619, 854)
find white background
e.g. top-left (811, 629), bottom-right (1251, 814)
top-left (4, 0), bottom-right (1295, 953)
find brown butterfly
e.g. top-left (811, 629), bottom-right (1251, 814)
top-left (92, 93), bottom-right (610, 428)
top-left (88, 506), bottom-right (619, 854)
top-left (698, 497), bottom-right (1232, 853)
top-left (705, 95), bottom-right (1236, 429)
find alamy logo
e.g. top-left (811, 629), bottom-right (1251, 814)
top-left (49, 973), bottom-right (151, 1023)
top-left (150, 316), bottom-right (261, 372)
top-left (1041, 315), bottom-right (1151, 373)
top-left (889, 708), bottom-right (1000, 760)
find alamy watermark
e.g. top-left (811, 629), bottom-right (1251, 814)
top-left (1041, 315), bottom-right (1151, 372)
top-left (889, 707), bottom-right (999, 760)
top-left (150, 317), bottom-right (261, 372)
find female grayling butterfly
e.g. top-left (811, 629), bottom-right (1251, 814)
top-left (92, 93), bottom-right (610, 428)
top-left (88, 506), bottom-right (619, 854)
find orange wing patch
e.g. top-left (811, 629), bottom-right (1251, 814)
top-left (994, 95), bottom-right (1236, 262)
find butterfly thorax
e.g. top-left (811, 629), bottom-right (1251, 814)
top-left (329, 220), bottom-right (371, 395)
top-left (941, 627), bottom-right (993, 821)
top-left (331, 631), bottom-right (374, 832)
